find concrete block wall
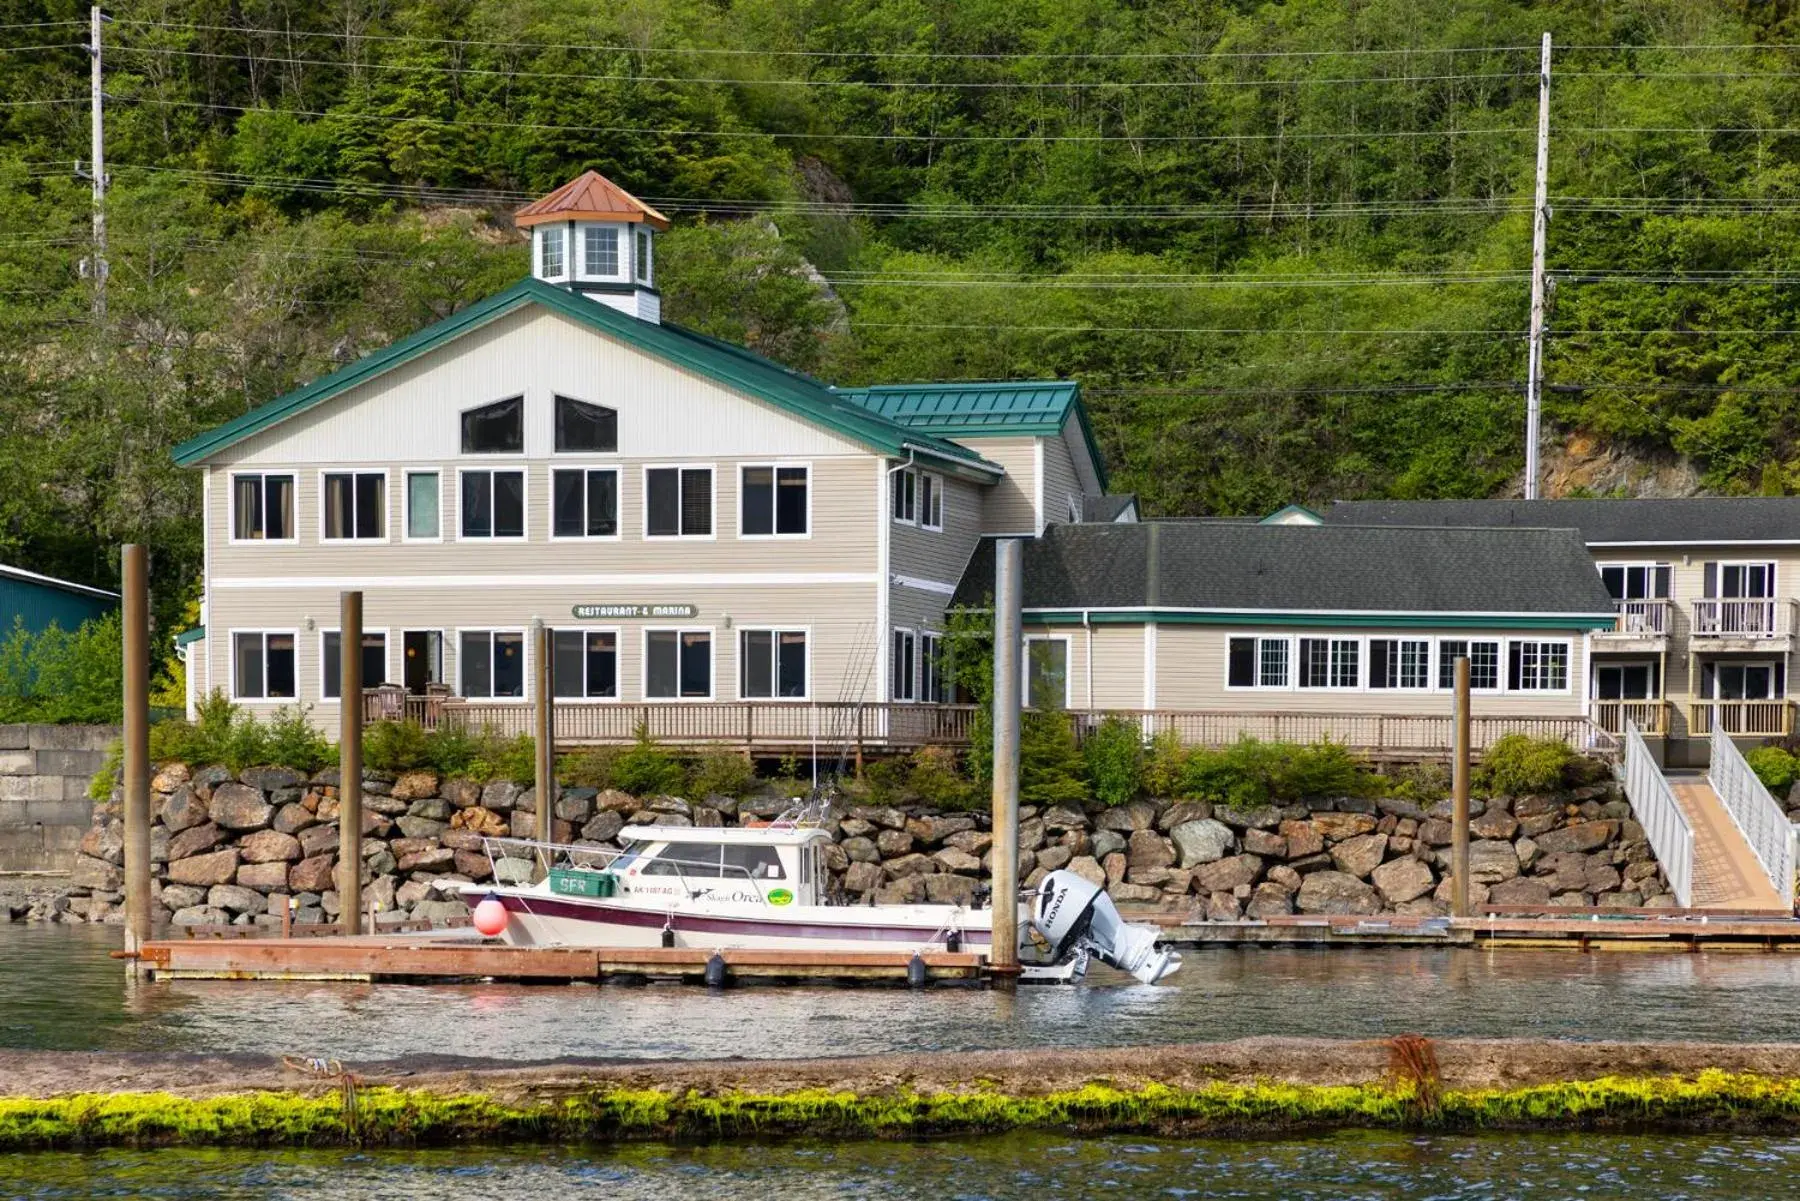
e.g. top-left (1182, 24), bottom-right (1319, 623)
top-left (0, 724), bottom-right (118, 872)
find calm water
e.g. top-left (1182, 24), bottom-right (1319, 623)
top-left (5, 1133), bottom-right (1800, 1199)
top-left (7, 924), bottom-right (1800, 1056)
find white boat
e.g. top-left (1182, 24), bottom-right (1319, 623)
top-left (438, 804), bottom-right (1180, 984)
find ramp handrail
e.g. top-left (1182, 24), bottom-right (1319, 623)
top-left (1709, 725), bottom-right (1797, 909)
top-left (1621, 721), bottom-right (1694, 908)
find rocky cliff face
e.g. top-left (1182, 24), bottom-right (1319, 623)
top-left (7, 764), bottom-right (1667, 925)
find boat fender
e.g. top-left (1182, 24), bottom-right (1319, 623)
top-left (704, 951), bottom-right (728, 988)
top-left (907, 952), bottom-right (929, 989)
top-left (660, 921), bottom-right (675, 949)
top-left (946, 930), bottom-right (962, 953)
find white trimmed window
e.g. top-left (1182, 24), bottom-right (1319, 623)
top-left (405, 471), bottom-right (440, 540)
top-left (540, 226), bottom-right (566, 278)
top-left (1438, 640), bottom-right (1501, 691)
top-left (636, 228), bottom-right (651, 281)
top-left (459, 469), bottom-right (526, 539)
top-left (1025, 636), bottom-right (1071, 710)
top-left (920, 633), bottom-right (945, 702)
top-left (891, 468), bottom-right (917, 524)
top-left (1298, 637), bottom-right (1359, 689)
top-left (460, 630), bottom-right (526, 699)
top-left (232, 631), bottom-right (296, 700)
top-left (920, 473), bottom-right (944, 531)
top-left (552, 468), bottom-right (619, 538)
top-left (582, 226), bottom-right (619, 277)
top-left (741, 629), bottom-right (808, 699)
top-left (321, 470), bottom-right (386, 541)
top-left (1369, 638), bottom-right (1431, 690)
top-left (1227, 636), bottom-right (1290, 688)
top-left (645, 467), bottom-right (713, 538)
top-left (891, 629), bottom-right (917, 701)
top-left (552, 629), bottom-right (618, 700)
top-left (230, 473), bottom-right (295, 542)
top-left (1509, 640), bottom-right (1570, 691)
top-left (322, 630), bottom-right (388, 697)
top-left (741, 465), bottom-right (809, 537)
top-left (646, 629), bottom-right (712, 699)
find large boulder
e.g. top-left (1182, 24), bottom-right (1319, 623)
top-left (271, 802), bottom-right (317, 835)
top-left (1095, 801), bottom-right (1159, 833)
top-left (1471, 810), bottom-right (1520, 841)
top-left (69, 854), bottom-right (121, 892)
top-left (79, 821), bottom-right (124, 865)
top-left (1036, 844), bottom-right (1074, 872)
top-left (298, 824), bottom-right (340, 858)
top-left (1370, 857), bottom-right (1435, 906)
top-left (239, 829), bottom-right (302, 863)
top-left (167, 822), bottom-right (224, 862)
top-left (209, 783), bottom-right (273, 831)
top-left (1089, 830), bottom-right (1127, 861)
top-left (236, 861), bottom-right (290, 890)
top-left (579, 810), bottom-right (625, 843)
top-left (843, 861), bottom-right (884, 893)
top-left (151, 762), bottom-right (192, 792)
top-left (1295, 871), bottom-right (1381, 915)
top-left (288, 853), bottom-right (336, 893)
top-left (907, 814), bottom-right (977, 845)
top-left (1242, 828), bottom-right (1287, 858)
top-left (1205, 891), bottom-right (1242, 921)
top-left (167, 848), bottom-right (241, 886)
top-left (158, 785), bottom-right (208, 834)
top-left (1487, 877), bottom-right (1554, 908)
top-left (397, 847), bottom-right (455, 874)
top-left (1194, 853), bottom-right (1262, 894)
top-left (1169, 819), bottom-right (1236, 867)
top-left (924, 873), bottom-right (982, 907)
top-left (481, 782), bottom-right (522, 812)
top-left (1216, 805), bottom-right (1282, 831)
top-left (841, 836), bottom-right (880, 864)
top-left (1311, 813), bottom-right (1377, 842)
top-left (390, 771), bottom-right (441, 802)
top-left (933, 847), bottom-right (983, 875)
top-left (1126, 829), bottom-right (1177, 871)
top-left (849, 805), bottom-right (907, 830)
top-left (1330, 833), bottom-right (1388, 880)
top-left (1108, 882), bottom-right (1163, 905)
top-left (170, 905), bottom-right (228, 926)
top-left (875, 829), bottom-right (915, 858)
top-left (1469, 839), bottom-right (1522, 884)
top-left (1533, 821), bottom-right (1617, 855)
top-left (1245, 881), bottom-right (1294, 919)
top-left (207, 884), bottom-right (268, 915)
top-left (1068, 855), bottom-right (1108, 888)
top-left (1157, 801), bottom-right (1213, 831)
top-left (883, 853), bottom-right (937, 879)
top-left (1279, 820), bottom-right (1326, 859)
top-left (1040, 805), bottom-right (1089, 832)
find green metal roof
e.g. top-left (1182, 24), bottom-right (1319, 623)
top-left (171, 278), bottom-right (1002, 479)
top-left (837, 380), bottom-right (1107, 489)
top-left (174, 626), bottom-right (206, 648)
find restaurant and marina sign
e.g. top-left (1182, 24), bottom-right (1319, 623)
top-left (570, 603), bottom-right (699, 619)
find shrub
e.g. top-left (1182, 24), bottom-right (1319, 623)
top-left (1177, 737), bottom-right (1380, 810)
top-left (260, 706), bottom-right (332, 774)
top-left (1083, 715), bottom-right (1145, 807)
top-left (0, 613), bottom-right (123, 725)
top-left (1480, 734), bottom-right (1577, 795)
top-left (1179, 739), bottom-right (1277, 810)
top-left (690, 749), bottom-right (756, 799)
top-left (858, 756), bottom-right (911, 805)
top-left (561, 745), bottom-right (623, 790)
top-left (142, 692), bottom-right (331, 774)
top-left (1748, 746), bottom-right (1800, 794)
top-left (364, 720), bottom-right (431, 774)
top-left (612, 727), bottom-right (686, 796)
top-left (1019, 711), bottom-right (1089, 808)
top-left (1388, 761), bottom-right (1452, 802)
top-left (1142, 730), bottom-right (1189, 798)
top-left (908, 745), bottom-right (981, 810)
top-left (1278, 740), bottom-right (1376, 801)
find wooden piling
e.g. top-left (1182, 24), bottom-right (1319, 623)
top-left (120, 544), bottom-right (151, 965)
top-left (535, 623), bottom-right (553, 844)
top-left (337, 591), bottom-right (364, 935)
top-left (1451, 656), bottom-right (1472, 918)
top-left (989, 538), bottom-right (1023, 978)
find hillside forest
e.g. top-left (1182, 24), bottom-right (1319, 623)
top-left (3, 0), bottom-right (1800, 626)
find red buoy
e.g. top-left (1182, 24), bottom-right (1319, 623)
top-left (472, 896), bottom-right (508, 937)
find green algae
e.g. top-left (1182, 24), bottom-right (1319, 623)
top-left (5, 1073), bottom-right (1800, 1151)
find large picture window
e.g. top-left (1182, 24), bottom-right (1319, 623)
top-left (646, 630), bottom-right (712, 699)
top-left (1298, 637), bottom-right (1359, 689)
top-left (460, 630), bottom-right (525, 699)
top-left (461, 397), bottom-right (523, 455)
top-left (1369, 639), bottom-right (1431, 690)
top-left (741, 465), bottom-right (808, 536)
top-left (1437, 640), bottom-right (1501, 691)
top-left (1227, 636), bottom-right (1291, 688)
top-left (231, 473), bottom-right (294, 542)
top-left (555, 395), bottom-right (617, 453)
top-left (322, 471), bottom-right (386, 541)
top-left (552, 630), bottom-right (617, 700)
top-left (740, 630), bottom-right (807, 699)
top-left (646, 467), bottom-right (712, 537)
top-left (552, 468), bottom-right (619, 538)
top-left (1508, 641), bottom-right (1570, 691)
top-left (232, 631), bottom-right (296, 700)
top-left (460, 469), bottom-right (526, 538)
top-left (323, 630), bottom-right (388, 698)
top-left (1026, 637), bottom-right (1070, 709)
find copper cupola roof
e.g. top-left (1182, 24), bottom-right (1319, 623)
top-left (514, 170), bottom-right (671, 230)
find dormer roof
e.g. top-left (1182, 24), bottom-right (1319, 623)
top-left (514, 170), bottom-right (671, 230)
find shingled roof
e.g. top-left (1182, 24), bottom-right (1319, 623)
top-left (514, 170), bottom-right (670, 230)
top-left (952, 522), bottom-right (1616, 621)
top-left (1325, 497), bottom-right (1800, 545)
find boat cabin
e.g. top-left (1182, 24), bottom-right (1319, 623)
top-left (607, 824), bottom-right (833, 906)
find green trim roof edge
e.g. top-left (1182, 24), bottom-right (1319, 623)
top-left (1019, 609), bottom-right (1617, 630)
top-left (171, 278), bottom-right (1001, 477)
top-left (174, 626), bottom-right (206, 647)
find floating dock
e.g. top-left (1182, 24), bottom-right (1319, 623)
top-left (1144, 909), bottom-right (1800, 952)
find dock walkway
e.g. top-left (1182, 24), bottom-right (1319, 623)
top-left (1668, 774), bottom-right (1786, 910)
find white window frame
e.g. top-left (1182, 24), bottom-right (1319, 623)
top-left (549, 626), bottom-right (622, 703)
top-left (578, 224), bottom-right (623, 280)
top-left (549, 466), bottom-right (622, 542)
top-left (538, 225), bottom-right (568, 281)
top-left (1599, 561), bottom-right (1673, 600)
top-left (401, 628), bottom-right (447, 693)
top-left (1714, 560), bottom-right (1779, 599)
top-left (738, 462), bottom-right (813, 540)
top-left (317, 468), bottom-right (390, 544)
top-left (642, 463), bottom-right (717, 540)
top-left (738, 627), bottom-right (810, 701)
top-left (1508, 638), bottom-right (1574, 694)
top-left (226, 471), bottom-right (298, 546)
top-left (1296, 635), bottom-right (1363, 691)
top-left (455, 465), bottom-right (529, 542)
top-left (403, 469), bottom-right (443, 543)
top-left (1224, 634), bottom-right (1294, 691)
top-left (1436, 638), bottom-right (1504, 694)
top-left (642, 627), bottom-right (716, 701)
top-left (920, 631), bottom-right (945, 703)
top-left (891, 628), bottom-right (918, 702)
top-left (228, 628), bottom-right (299, 702)
top-left (1592, 660), bottom-right (1661, 701)
top-left (1704, 660), bottom-right (1782, 701)
top-left (919, 471), bottom-right (945, 532)
top-left (456, 627), bottom-right (530, 702)
top-left (1023, 633), bottom-right (1073, 710)
top-left (319, 626), bottom-right (392, 700)
top-left (891, 467), bottom-right (918, 526)
top-left (635, 226), bottom-right (652, 282)
top-left (1368, 637), bottom-right (1433, 692)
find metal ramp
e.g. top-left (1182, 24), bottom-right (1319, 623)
top-left (1667, 776), bottom-right (1787, 910)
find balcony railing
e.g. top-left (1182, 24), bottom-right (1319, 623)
top-left (1691, 598), bottom-right (1794, 639)
top-left (1689, 699), bottom-right (1795, 738)
top-left (1600, 599), bottom-right (1672, 637)
top-left (1592, 699), bottom-right (1670, 736)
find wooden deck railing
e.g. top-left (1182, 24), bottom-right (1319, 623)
top-left (374, 698), bottom-right (1615, 757)
top-left (1689, 700), bottom-right (1795, 738)
top-left (1591, 699), bottom-right (1671, 737)
top-left (1691, 598), bottom-right (1796, 639)
top-left (1595, 599), bottom-right (1671, 637)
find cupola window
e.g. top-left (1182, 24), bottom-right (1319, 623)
top-left (462, 396), bottom-right (523, 455)
top-left (583, 226), bottom-right (619, 276)
top-left (636, 229), bottom-right (651, 281)
top-left (540, 227), bottom-right (567, 278)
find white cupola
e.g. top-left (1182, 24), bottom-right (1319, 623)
top-left (515, 170), bottom-right (670, 323)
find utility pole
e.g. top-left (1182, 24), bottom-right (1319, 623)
top-left (86, 6), bottom-right (108, 319)
top-left (1523, 31), bottom-right (1552, 499)
top-left (989, 539), bottom-right (1023, 980)
top-left (120, 544), bottom-right (150, 967)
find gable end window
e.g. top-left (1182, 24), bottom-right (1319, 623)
top-left (891, 468), bottom-right (917, 524)
top-left (231, 473), bottom-right (295, 542)
top-left (322, 471), bottom-right (386, 541)
top-left (232, 631), bottom-right (296, 700)
top-left (553, 468), bottom-right (619, 538)
top-left (741, 465), bottom-right (809, 537)
top-left (460, 469), bottom-right (526, 539)
top-left (646, 467), bottom-right (713, 537)
top-left (582, 226), bottom-right (619, 277)
top-left (555, 395), bottom-right (617, 453)
top-left (461, 397), bottom-right (523, 455)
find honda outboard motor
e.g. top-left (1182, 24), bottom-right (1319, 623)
top-left (1030, 870), bottom-right (1180, 984)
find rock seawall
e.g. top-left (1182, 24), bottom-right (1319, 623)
top-left (7, 764), bottom-right (1668, 924)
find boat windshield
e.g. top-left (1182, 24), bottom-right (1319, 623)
top-left (610, 846), bottom-right (643, 873)
top-left (634, 843), bottom-right (785, 879)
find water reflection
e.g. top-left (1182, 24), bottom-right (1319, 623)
top-left (9, 924), bottom-right (1800, 1057)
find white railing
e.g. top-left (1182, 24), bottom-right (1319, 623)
top-left (1603, 599), bottom-right (1671, 636)
top-left (1621, 721), bottom-right (1694, 908)
top-left (1691, 598), bottom-right (1791, 638)
top-left (1708, 725), bottom-right (1797, 909)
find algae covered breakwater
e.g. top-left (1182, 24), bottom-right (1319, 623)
top-left (7, 1039), bottom-right (1800, 1150)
